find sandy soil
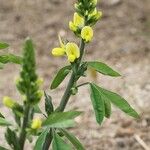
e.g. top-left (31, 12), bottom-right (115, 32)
top-left (0, 0), bottom-right (150, 149)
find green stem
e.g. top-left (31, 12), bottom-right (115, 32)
top-left (56, 39), bottom-right (85, 112)
top-left (77, 39), bottom-right (85, 65)
top-left (43, 39), bottom-right (85, 150)
top-left (19, 104), bottom-right (30, 150)
top-left (55, 72), bottom-right (75, 112)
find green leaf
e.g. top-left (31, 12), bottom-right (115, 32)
top-left (90, 83), bottom-right (105, 124)
top-left (44, 92), bottom-right (54, 115)
top-left (0, 146), bottom-right (9, 150)
top-left (0, 117), bottom-right (12, 126)
top-left (87, 61), bottom-right (121, 77)
top-left (34, 105), bottom-right (42, 114)
top-left (34, 128), bottom-right (49, 150)
top-left (52, 131), bottom-right (72, 150)
top-left (60, 129), bottom-right (85, 150)
top-left (50, 66), bottom-right (71, 89)
top-left (97, 86), bottom-right (139, 118)
top-left (42, 111), bottom-right (82, 128)
top-left (0, 42), bottom-right (9, 50)
top-left (5, 128), bottom-right (20, 150)
top-left (103, 96), bottom-right (111, 118)
top-left (0, 54), bottom-right (22, 65)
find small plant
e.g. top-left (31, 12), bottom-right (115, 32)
top-left (0, 0), bottom-right (139, 150)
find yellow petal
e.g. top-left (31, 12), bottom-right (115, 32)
top-left (69, 21), bottom-right (77, 31)
top-left (65, 42), bottom-right (80, 62)
top-left (73, 13), bottom-right (84, 27)
top-left (52, 47), bottom-right (65, 56)
top-left (68, 54), bottom-right (76, 62)
top-left (31, 118), bottom-right (42, 129)
top-left (81, 26), bottom-right (93, 42)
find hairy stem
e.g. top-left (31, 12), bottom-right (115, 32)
top-left (19, 104), bottom-right (30, 150)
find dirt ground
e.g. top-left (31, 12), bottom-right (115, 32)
top-left (0, 0), bottom-right (150, 149)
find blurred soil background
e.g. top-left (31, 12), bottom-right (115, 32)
top-left (0, 0), bottom-right (150, 149)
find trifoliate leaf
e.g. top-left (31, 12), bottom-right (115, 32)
top-left (96, 86), bottom-right (139, 118)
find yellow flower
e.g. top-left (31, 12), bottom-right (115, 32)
top-left (51, 36), bottom-right (65, 56)
top-left (31, 118), bottom-right (42, 129)
top-left (81, 26), bottom-right (93, 42)
top-left (51, 36), bottom-right (80, 62)
top-left (65, 42), bottom-right (80, 62)
top-left (3, 96), bottom-right (16, 108)
top-left (69, 13), bottom-right (84, 31)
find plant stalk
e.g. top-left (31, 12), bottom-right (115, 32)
top-left (19, 104), bottom-right (30, 150)
top-left (43, 39), bottom-right (85, 150)
top-left (56, 39), bottom-right (85, 112)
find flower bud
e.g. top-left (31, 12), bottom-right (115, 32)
top-left (81, 26), bottom-right (93, 42)
top-left (3, 96), bottom-right (16, 108)
top-left (31, 118), bottom-right (42, 129)
top-left (52, 48), bottom-right (65, 56)
top-left (36, 77), bottom-right (44, 86)
top-left (94, 11), bottom-right (102, 21)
